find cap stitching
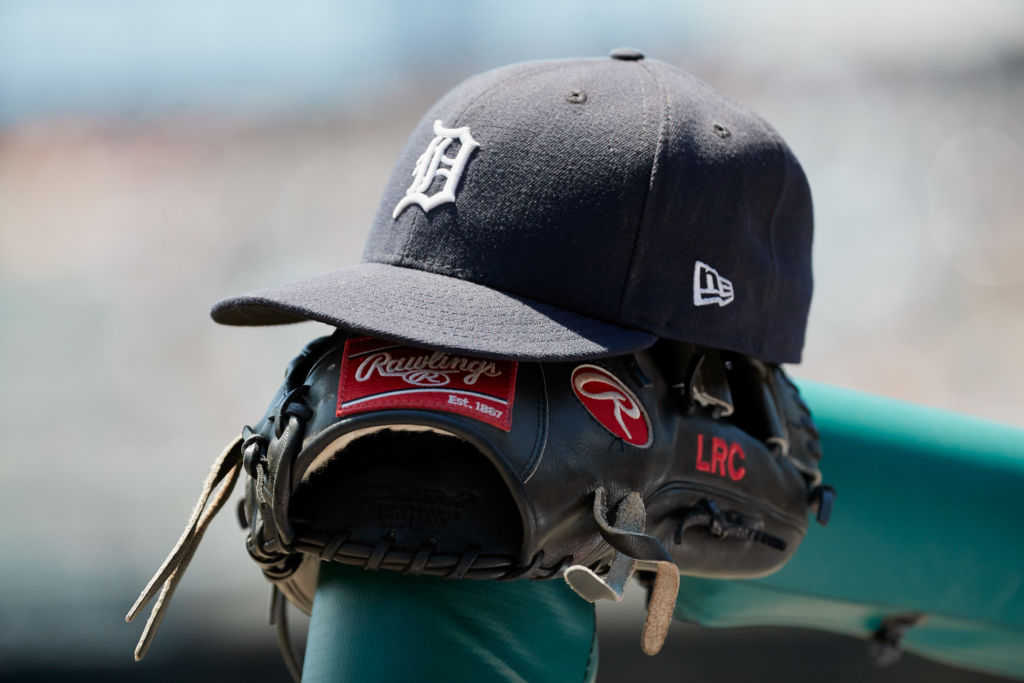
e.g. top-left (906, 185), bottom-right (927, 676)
top-left (615, 61), bottom-right (667, 319)
top-left (364, 251), bottom-right (476, 278)
top-left (344, 260), bottom-right (638, 330)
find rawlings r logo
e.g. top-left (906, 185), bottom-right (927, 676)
top-left (693, 261), bottom-right (734, 307)
top-left (571, 365), bottom-right (652, 448)
top-left (393, 120), bottom-right (479, 218)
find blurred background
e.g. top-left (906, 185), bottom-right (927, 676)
top-left (1, 0), bottom-right (1021, 680)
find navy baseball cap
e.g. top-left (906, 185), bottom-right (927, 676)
top-left (212, 50), bottom-right (813, 363)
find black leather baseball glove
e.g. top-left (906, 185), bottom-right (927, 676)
top-left (128, 330), bottom-right (832, 672)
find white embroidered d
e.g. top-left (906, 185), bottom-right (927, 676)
top-left (392, 120), bottom-right (479, 218)
top-left (693, 261), bottom-right (735, 307)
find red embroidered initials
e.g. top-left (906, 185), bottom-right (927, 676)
top-left (695, 434), bottom-right (746, 481)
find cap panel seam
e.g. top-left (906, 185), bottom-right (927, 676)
top-left (616, 60), bottom-right (668, 319)
top-left (450, 60), bottom-right (566, 133)
top-left (747, 112), bottom-right (787, 349)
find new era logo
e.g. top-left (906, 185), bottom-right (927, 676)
top-left (693, 261), bottom-right (734, 307)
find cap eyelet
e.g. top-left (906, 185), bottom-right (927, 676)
top-left (566, 89), bottom-right (587, 104)
top-left (713, 123), bottom-right (732, 139)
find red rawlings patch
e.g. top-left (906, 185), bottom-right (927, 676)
top-left (336, 337), bottom-right (517, 431)
top-left (570, 364), bottom-right (651, 448)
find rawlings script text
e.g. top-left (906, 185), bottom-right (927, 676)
top-left (355, 351), bottom-right (502, 387)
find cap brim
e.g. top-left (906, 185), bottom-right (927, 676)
top-left (210, 263), bottom-right (657, 362)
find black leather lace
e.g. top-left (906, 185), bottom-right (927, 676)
top-left (282, 532), bottom-right (571, 581)
top-left (673, 498), bottom-right (788, 551)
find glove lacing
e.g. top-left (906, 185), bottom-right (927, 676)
top-left (565, 487), bottom-right (792, 656)
top-left (674, 498), bottom-right (788, 551)
top-left (565, 487), bottom-right (681, 656)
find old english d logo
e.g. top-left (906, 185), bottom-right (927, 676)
top-left (393, 119), bottom-right (479, 218)
top-left (571, 365), bottom-right (652, 448)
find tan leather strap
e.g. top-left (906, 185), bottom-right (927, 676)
top-left (125, 436), bottom-right (243, 661)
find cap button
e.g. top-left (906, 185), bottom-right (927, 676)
top-left (609, 48), bottom-right (644, 61)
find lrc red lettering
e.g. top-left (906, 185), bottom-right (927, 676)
top-left (711, 437), bottom-right (728, 477)
top-left (696, 434), bottom-right (711, 472)
top-left (728, 442), bottom-right (746, 481)
top-left (697, 434), bottom-right (747, 482)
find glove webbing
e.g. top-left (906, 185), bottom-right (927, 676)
top-left (125, 436), bottom-right (243, 661)
top-left (245, 397), bottom-right (579, 584)
top-left (673, 499), bottom-right (788, 551)
top-left (246, 411), bottom-right (576, 583)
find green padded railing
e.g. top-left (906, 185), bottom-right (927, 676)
top-left (303, 562), bottom-right (598, 682)
top-left (676, 379), bottom-right (1024, 680)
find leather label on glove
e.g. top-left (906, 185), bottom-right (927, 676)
top-left (571, 364), bottom-right (652, 447)
top-left (336, 336), bottom-right (518, 431)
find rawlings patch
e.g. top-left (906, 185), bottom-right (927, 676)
top-left (571, 364), bottom-right (651, 447)
top-left (336, 337), bottom-right (517, 431)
